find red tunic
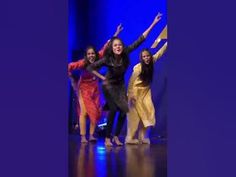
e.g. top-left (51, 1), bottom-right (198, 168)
top-left (68, 41), bottom-right (108, 124)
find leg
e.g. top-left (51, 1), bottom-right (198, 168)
top-left (106, 106), bottom-right (117, 138)
top-left (113, 111), bottom-right (126, 146)
top-left (84, 88), bottom-right (102, 123)
top-left (125, 108), bottom-right (140, 144)
top-left (114, 111), bottom-right (126, 136)
top-left (105, 103), bottom-right (116, 146)
top-left (102, 86), bottom-right (118, 146)
top-left (78, 91), bottom-right (88, 143)
top-left (89, 122), bottom-right (97, 142)
top-left (138, 121), bottom-right (151, 144)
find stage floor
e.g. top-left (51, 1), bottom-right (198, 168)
top-left (69, 135), bottom-right (167, 177)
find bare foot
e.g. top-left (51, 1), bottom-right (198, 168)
top-left (113, 136), bottom-right (123, 146)
top-left (125, 138), bottom-right (139, 145)
top-left (89, 135), bottom-right (97, 142)
top-left (81, 135), bottom-right (88, 143)
top-left (104, 138), bottom-right (113, 147)
top-left (141, 138), bottom-right (150, 144)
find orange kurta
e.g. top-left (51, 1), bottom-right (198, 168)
top-left (68, 41), bottom-right (109, 123)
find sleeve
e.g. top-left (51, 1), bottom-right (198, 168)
top-left (126, 35), bottom-right (145, 53)
top-left (87, 57), bottom-right (106, 72)
top-left (153, 42), bottom-right (167, 63)
top-left (68, 59), bottom-right (85, 76)
top-left (127, 64), bottom-right (141, 99)
top-left (98, 40), bottom-right (110, 59)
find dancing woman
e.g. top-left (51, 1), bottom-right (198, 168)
top-left (87, 13), bottom-right (162, 146)
top-left (125, 41), bottom-right (167, 144)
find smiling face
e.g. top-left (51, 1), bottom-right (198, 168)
top-left (141, 50), bottom-right (152, 64)
top-left (112, 39), bottom-right (124, 55)
top-left (86, 48), bottom-right (96, 63)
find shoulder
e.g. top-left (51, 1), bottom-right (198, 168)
top-left (133, 63), bottom-right (141, 71)
top-left (77, 59), bottom-right (86, 64)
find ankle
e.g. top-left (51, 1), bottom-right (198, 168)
top-left (89, 134), bottom-right (97, 141)
top-left (105, 138), bottom-right (113, 146)
top-left (113, 136), bottom-right (118, 139)
top-left (81, 135), bottom-right (88, 143)
top-left (113, 136), bottom-right (123, 146)
top-left (89, 134), bottom-right (95, 138)
top-left (105, 137), bottom-right (111, 142)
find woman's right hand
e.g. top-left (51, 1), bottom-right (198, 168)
top-left (102, 78), bottom-right (109, 86)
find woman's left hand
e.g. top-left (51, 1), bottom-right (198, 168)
top-left (154, 12), bottom-right (163, 23)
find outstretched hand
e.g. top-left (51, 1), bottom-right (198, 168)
top-left (142, 12), bottom-right (163, 38)
top-left (114, 23), bottom-right (124, 37)
top-left (102, 78), bottom-right (109, 86)
top-left (117, 23), bottom-right (124, 33)
top-left (153, 12), bottom-right (163, 23)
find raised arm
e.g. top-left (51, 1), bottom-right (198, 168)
top-left (98, 24), bottom-right (124, 58)
top-left (143, 12), bottom-right (162, 39)
top-left (127, 13), bottom-right (162, 53)
top-left (113, 23), bottom-right (124, 37)
top-left (153, 41), bottom-right (167, 62)
top-left (151, 25), bottom-right (167, 48)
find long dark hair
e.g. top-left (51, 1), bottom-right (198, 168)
top-left (104, 37), bottom-right (130, 69)
top-left (84, 46), bottom-right (99, 67)
top-left (139, 49), bottom-right (154, 85)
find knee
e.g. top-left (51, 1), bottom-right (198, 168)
top-left (80, 112), bottom-right (87, 119)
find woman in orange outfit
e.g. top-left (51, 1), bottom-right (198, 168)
top-left (68, 25), bottom-right (123, 143)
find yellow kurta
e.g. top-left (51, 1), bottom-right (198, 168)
top-left (128, 64), bottom-right (155, 127)
top-left (127, 43), bottom-right (167, 138)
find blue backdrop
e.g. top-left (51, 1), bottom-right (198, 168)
top-left (68, 0), bottom-right (167, 137)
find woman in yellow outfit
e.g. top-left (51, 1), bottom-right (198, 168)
top-left (125, 41), bottom-right (167, 144)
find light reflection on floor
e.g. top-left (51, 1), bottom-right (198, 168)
top-left (69, 136), bottom-right (167, 177)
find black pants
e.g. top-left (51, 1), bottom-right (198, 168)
top-left (102, 84), bottom-right (128, 138)
top-left (106, 104), bottom-right (126, 138)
